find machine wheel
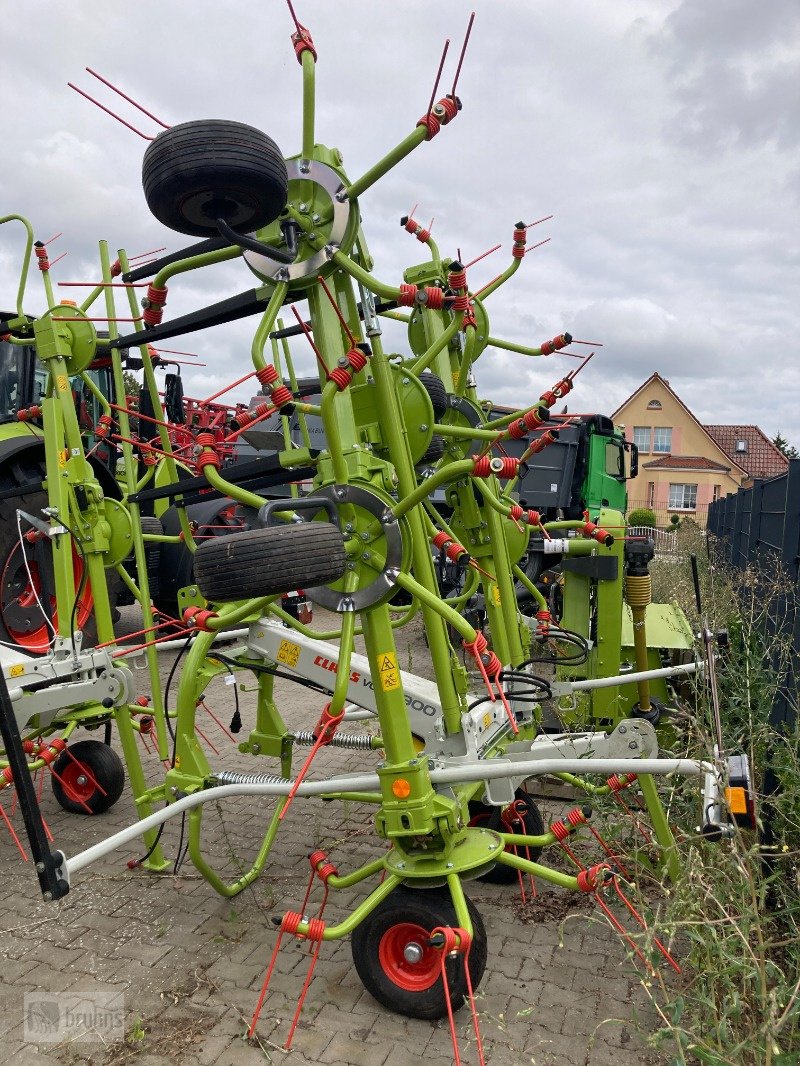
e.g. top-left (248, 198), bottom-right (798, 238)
top-left (468, 790), bottom-right (545, 884)
top-left (0, 489), bottom-right (119, 654)
top-left (193, 523), bottom-right (346, 603)
top-left (351, 886), bottom-right (488, 1020)
top-left (139, 516), bottom-right (164, 600)
top-left (417, 434), bottom-right (445, 466)
top-left (142, 120), bottom-right (289, 237)
top-left (418, 371), bottom-right (448, 419)
top-left (51, 740), bottom-right (125, 815)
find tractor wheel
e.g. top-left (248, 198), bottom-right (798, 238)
top-left (468, 790), bottom-right (545, 884)
top-left (193, 523), bottom-right (346, 603)
top-left (0, 489), bottom-right (118, 654)
top-left (142, 120), bottom-right (289, 237)
top-left (51, 740), bottom-right (125, 815)
top-left (351, 886), bottom-right (488, 1020)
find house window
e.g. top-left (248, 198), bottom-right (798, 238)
top-left (633, 426), bottom-right (650, 452)
top-left (735, 439), bottom-right (748, 453)
top-left (653, 427), bottom-right (672, 453)
top-left (647, 482), bottom-right (655, 507)
top-left (712, 484), bottom-right (721, 502)
top-left (647, 400), bottom-right (662, 410)
top-left (669, 483), bottom-right (697, 510)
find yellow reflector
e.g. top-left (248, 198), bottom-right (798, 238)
top-left (725, 786), bottom-right (748, 815)
top-left (392, 779), bottom-right (411, 799)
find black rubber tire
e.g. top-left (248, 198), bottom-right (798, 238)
top-left (0, 487), bottom-right (122, 654)
top-left (142, 120), bottom-right (289, 237)
top-left (418, 372), bottom-right (448, 419)
top-left (139, 516), bottom-right (163, 600)
top-left (468, 790), bottom-right (545, 884)
top-left (193, 523), bottom-right (347, 602)
top-left (351, 886), bottom-right (488, 1020)
top-left (51, 740), bottom-right (125, 815)
top-left (417, 434), bottom-right (445, 465)
top-left (154, 499), bottom-right (250, 620)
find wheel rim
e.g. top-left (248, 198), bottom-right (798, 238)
top-left (58, 759), bottom-right (99, 804)
top-left (378, 923), bottom-right (441, 992)
top-left (1, 543), bottom-right (92, 652)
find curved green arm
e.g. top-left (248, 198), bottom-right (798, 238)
top-left (0, 214), bottom-right (34, 316)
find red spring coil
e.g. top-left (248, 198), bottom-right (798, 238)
top-left (483, 649), bottom-right (502, 675)
top-left (96, 414), bottom-right (113, 438)
top-left (509, 503), bottom-right (524, 521)
top-left (566, 807), bottom-right (588, 828)
top-left (35, 246), bottom-right (50, 271)
top-left (431, 531), bottom-right (451, 551)
top-left (448, 269), bottom-right (467, 291)
top-left (271, 384), bottom-right (293, 408)
top-left (256, 364), bottom-right (279, 387)
top-left (540, 333), bottom-right (571, 356)
top-left (142, 306), bottom-right (163, 327)
top-left (471, 455), bottom-right (519, 479)
top-left (135, 696), bottom-right (150, 707)
top-left (305, 917), bottom-right (326, 943)
top-left (329, 366), bottom-right (352, 391)
top-left (182, 606), bottom-right (217, 631)
top-left (528, 430), bottom-right (557, 455)
top-left (462, 306), bottom-right (477, 329)
top-left (398, 283), bottom-right (418, 307)
top-left (404, 218), bottom-right (419, 234)
top-left (292, 25), bottom-right (317, 63)
top-left (577, 863), bottom-right (611, 893)
top-left (523, 406), bottom-right (548, 430)
top-left (1, 766), bottom-right (13, 787)
top-left (607, 773), bottom-right (637, 793)
top-left (463, 631), bottom-right (488, 658)
top-left (445, 541), bottom-right (468, 563)
top-left (450, 293), bottom-right (470, 311)
top-left (581, 517), bottom-right (613, 546)
top-left (196, 431), bottom-right (216, 449)
top-left (282, 911), bottom-right (304, 935)
top-left (309, 851), bottom-right (339, 883)
top-left (550, 819), bottom-right (571, 842)
top-left (18, 406), bottom-right (42, 422)
top-left (142, 448), bottom-right (159, 467)
top-left (436, 95), bottom-right (459, 123)
top-left (512, 227), bottom-right (527, 259)
top-left (415, 228), bottom-right (431, 243)
top-left (417, 112), bottom-right (441, 140)
top-left (347, 348), bottom-right (368, 373)
top-left (146, 283), bottom-right (168, 306)
top-left (39, 738), bottom-right (66, 765)
top-left (527, 510), bottom-right (541, 526)
top-left (423, 286), bottom-right (444, 310)
top-left (508, 418), bottom-right (527, 440)
top-left (536, 609), bottom-right (551, 635)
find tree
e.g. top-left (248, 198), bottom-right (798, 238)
top-left (772, 433), bottom-right (799, 460)
top-left (122, 371), bottom-right (140, 401)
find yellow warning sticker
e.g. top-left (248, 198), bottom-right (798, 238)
top-left (482, 712), bottom-right (492, 730)
top-left (58, 449), bottom-right (68, 467)
top-left (378, 651), bottom-right (400, 691)
top-left (277, 639), bottom-right (300, 668)
top-left (9, 664), bottom-right (25, 678)
top-left (56, 375), bottom-right (69, 392)
top-left (491, 585), bottom-right (501, 607)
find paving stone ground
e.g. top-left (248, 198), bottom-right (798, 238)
top-left (0, 610), bottom-right (673, 1066)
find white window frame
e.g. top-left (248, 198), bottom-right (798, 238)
top-left (668, 483), bottom-right (697, 511)
top-left (633, 426), bottom-right (650, 453)
top-left (653, 427), bottom-right (672, 453)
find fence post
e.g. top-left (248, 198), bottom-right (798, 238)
top-left (747, 479), bottom-right (764, 563)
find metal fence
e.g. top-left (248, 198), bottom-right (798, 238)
top-left (707, 461), bottom-right (799, 736)
top-left (627, 500), bottom-right (710, 529)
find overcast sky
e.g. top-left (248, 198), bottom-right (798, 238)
top-left (2, 1), bottom-right (798, 445)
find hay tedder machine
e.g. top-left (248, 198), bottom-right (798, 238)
top-left (0, 5), bottom-right (753, 1059)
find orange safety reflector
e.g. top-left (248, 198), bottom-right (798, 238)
top-left (391, 778), bottom-right (412, 799)
top-left (59, 299), bottom-right (78, 306)
top-left (725, 786), bottom-right (748, 815)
